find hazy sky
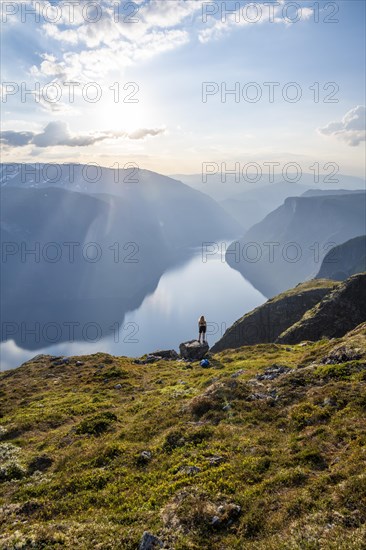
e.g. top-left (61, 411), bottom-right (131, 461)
top-left (1, 0), bottom-right (365, 176)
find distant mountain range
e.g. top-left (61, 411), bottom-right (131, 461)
top-left (172, 172), bottom-right (365, 201)
top-left (226, 193), bottom-right (366, 297)
top-left (1, 164), bottom-right (241, 350)
top-left (172, 173), bottom-right (365, 232)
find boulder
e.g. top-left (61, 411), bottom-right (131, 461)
top-left (139, 531), bottom-right (163, 550)
top-left (179, 340), bottom-right (209, 361)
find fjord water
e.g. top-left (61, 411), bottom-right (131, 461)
top-left (0, 246), bottom-right (266, 370)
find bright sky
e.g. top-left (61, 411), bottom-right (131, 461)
top-left (1, 0), bottom-right (365, 176)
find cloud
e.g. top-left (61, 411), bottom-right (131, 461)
top-left (31, 29), bottom-right (189, 84)
top-left (198, 1), bottom-right (313, 43)
top-left (0, 131), bottom-right (35, 147)
top-left (0, 121), bottom-right (165, 149)
top-left (128, 128), bottom-right (165, 140)
top-left (318, 106), bottom-right (366, 146)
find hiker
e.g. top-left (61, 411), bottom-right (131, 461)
top-left (198, 315), bottom-right (207, 344)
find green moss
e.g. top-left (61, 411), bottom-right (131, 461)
top-left (0, 331), bottom-right (365, 549)
top-left (75, 412), bottom-right (118, 436)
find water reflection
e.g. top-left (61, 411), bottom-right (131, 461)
top-left (1, 248), bottom-right (266, 370)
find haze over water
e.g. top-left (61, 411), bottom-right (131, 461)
top-left (0, 246), bottom-right (266, 370)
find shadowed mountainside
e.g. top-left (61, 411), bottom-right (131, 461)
top-left (278, 273), bottom-right (366, 344)
top-left (316, 235), bottom-right (366, 281)
top-left (211, 279), bottom-right (339, 353)
top-left (226, 193), bottom-right (366, 297)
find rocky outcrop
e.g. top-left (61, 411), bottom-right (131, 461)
top-left (179, 340), bottom-right (209, 361)
top-left (211, 280), bottom-right (338, 353)
top-left (151, 349), bottom-right (179, 360)
top-left (316, 235), bottom-right (366, 281)
top-left (277, 273), bottom-right (366, 344)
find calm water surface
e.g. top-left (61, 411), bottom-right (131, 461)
top-left (0, 247), bottom-right (266, 370)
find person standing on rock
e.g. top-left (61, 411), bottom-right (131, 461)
top-left (198, 315), bottom-right (207, 344)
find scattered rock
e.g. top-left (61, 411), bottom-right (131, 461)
top-left (134, 355), bottom-right (162, 365)
top-left (139, 531), bottom-right (163, 550)
top-left (205, 456), bottom-right (224, 467)
top-left (75, 361), bottom-right (84, 366)
top-left (249, 389), bottom-right (277, 401)
top-left (256, 365), bottom-right (291, 381)
top-left (222, 404), bottom-right (231, 411)
top-left (140, 451), bottom-right (152, 462)
top-left (211, 503), bottom-right (241, 528)
top-left (179, 465), bottom-right (201, 476)
top-left (321, 345), bottom-right (363, 365)
top-left (114, 384), bottom-right (122, 390)
top-left (179, 340), bottom-right (209, 361)
top-left (151, 349), bottom-right (178, 360)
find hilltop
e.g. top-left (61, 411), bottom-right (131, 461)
top-left (1, 324), bottom-right (366, 549)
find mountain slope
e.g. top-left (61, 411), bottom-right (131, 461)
top-left (277, 272), bottom-right (366, 344)
top-left (0, 325), bottom-right (365, 549)
top-left (0, 163), bottom-right (242, 245)
top-left (316, 236), bottom-right (366, 281)
top-left (226, 193), bottom-right (366, 297)
top-left (210, 279), bottom-right (339, 353)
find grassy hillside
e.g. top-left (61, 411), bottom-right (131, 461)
top-left (1, 325), bottom-right (366, 549)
